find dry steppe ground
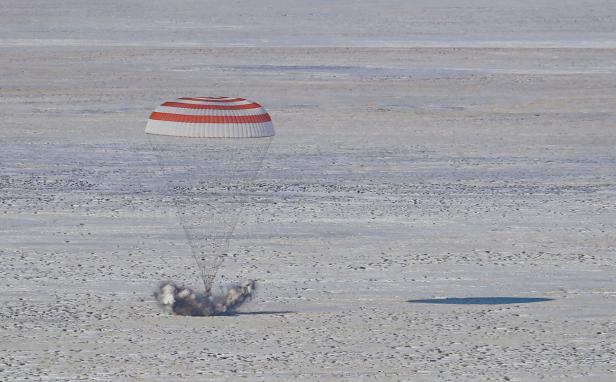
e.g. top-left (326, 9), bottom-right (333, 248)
top-left (1, 1), bottom-right (616, 380)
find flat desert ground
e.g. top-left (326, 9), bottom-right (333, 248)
top-left (1, 1), bottom-right (616, 381)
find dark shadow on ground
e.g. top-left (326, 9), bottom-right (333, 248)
top-left (222, 310), bottom-right (295, 316)
top-left (408, 297), bottom-right (553, 305)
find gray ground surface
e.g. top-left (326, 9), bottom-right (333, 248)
top-left (1, 1), bottom-right (616, 381)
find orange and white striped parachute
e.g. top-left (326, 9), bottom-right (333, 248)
top-left (146, 97), bottom-right (274, 292)
top-left (146, 96), bottom-right (274, 138)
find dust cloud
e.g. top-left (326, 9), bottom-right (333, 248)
top-left (155, 280), bottom-right (257, 316)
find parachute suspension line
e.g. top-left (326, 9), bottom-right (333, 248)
top-left (140, 136), bottom-right (173, 271)
top-left (147, 134), bottom-right (211, 291)
top-left (147, 134), bottom-right (273, 294)
top-left (223, 137), bottom-right (273, 244)
top-left (196, 137), bottom-right (273, 291)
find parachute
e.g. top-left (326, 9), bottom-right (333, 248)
top-left (145, 96), bottom-right (274, 292)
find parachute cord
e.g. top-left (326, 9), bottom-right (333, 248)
top-left (147, 134), bottom-right (209, 291)
top-left (147, 135), bottom-right (273, 293)
top-left (200, 137), bottom-right (272, 291)
top-left (199, 137), bottom-right (272, 290)
top-left (142, 136), bottom-right (172, 271)
top-left (223, 137), bottom-right (273, 250)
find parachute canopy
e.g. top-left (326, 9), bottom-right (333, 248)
top-left (146, 97), bottom-right (275, 138)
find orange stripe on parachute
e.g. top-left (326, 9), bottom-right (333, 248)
top-left (149, 112), bottom-right (272, 124)
top-left (162, 101), bottom-right (262, 110)
top-left (178, 97), bottom-right (246, 103)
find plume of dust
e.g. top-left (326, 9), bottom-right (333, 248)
top-left (155, 280), bottom-right (256, 316)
